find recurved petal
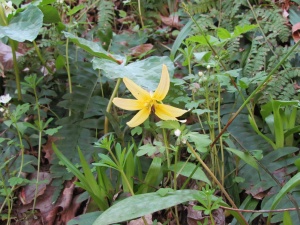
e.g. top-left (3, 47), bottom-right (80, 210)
top-left (127, 107), bottom-right (151, 127)
top-left (152, 64), bottom-right (170, 101)
top-left (123, 77), bottom-right (150, 101)
top-left (154, 103), bottom-right (187, 120)
top-left (113, 98), bottom-right (144, 110)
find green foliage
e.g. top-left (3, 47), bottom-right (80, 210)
top-left (0, 5), bottom-right (43, 42)
top-left (239, 147), bottom-right (300, 223)
top-left (97, 0), bottom-right (115, 31)
top-left (182, 0), bottom-right (217, 15)
top-left (250, 99), bottom-right (299, 149)
top-left (193, 185), bottom-right (223, 220)
top-left (93, 189), bottom-right (216, 225)
top-left (52, 144), bottom-right (112, 210)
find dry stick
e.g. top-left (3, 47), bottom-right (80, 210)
top-left (211, 40), bottom-right (300, 147)
top-left (186, 142), bottom-right (249, 225)
top-left (221, 205), bottom-right (300, 213)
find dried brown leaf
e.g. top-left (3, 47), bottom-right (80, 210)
top-left (292, 22), bottom-right (300, 42)
top-left (17, 180), bottom-right (80, 225)
top-left (160, 15), bottom-right (182, 29)
top-left (0, 42), bottom-right (23, 71)
top-left (20, 172), bottom-right (52, 205)
top-left (129, 44), bottom-right (153, 57)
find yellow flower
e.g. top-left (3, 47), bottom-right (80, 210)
top-left (113, 64), bottom-right (187, 127)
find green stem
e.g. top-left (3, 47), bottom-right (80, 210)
top-left (186, 141), bottom-right (249, 225)
top-left (162, 128), bottom-right (171, 185)
top-left (9, 39), bottom-right (22, 100)
top-left (65, 37), bottom-right (72, 116)
top-left (137, 0), bottom-right (144, 28)
top-left (104, 78), bottom-right (122, 134)
top-left (32, 130), bottom-right (42, 212)
top-left (32, 85), bottom-right (43, 213)
top-left (33, 41), bottom-right (52, 75)
top-left (211, 40), bottom-right (300, 147)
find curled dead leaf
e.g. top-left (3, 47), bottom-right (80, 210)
top-left (129, 44), bottom-right (153, 57)
top-left (292, 22), bottom-right (300, 42)
top-left (160, 15), bottom-right (182, 29)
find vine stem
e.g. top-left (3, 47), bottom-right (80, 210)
top-left (211, 39), bottom-right (300, 147)
top-left (186, 141), bottom-right (248, 225)
top-left (104, 78), bottom-right (122, 134)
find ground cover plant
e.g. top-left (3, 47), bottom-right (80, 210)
top-left (1, 0), bottom-right (300, 224)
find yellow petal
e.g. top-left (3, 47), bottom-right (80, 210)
top-left (127, 107), bottom-right (151, 127)
top-left (113, 98), bottom-right (144, 110)
top-left (123, 77), bottom-right (150, 101)
top-left (154, 103), bottom-right (187, 120)
top-left (152, 64), bottom-right (170, 101)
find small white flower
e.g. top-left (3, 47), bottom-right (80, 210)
top-left (0, 93), bottom-right (12, 104)
top-left (57, 0), bottom-right (64, 4)
top-left (198, 71), bottom-right (204, 77)
top-left (0, 107), bottom-right (4, 112)
top-left (2, 1), bottom-right (15, 17)
top-left (174, 129), bottom-right (181, 137)
top-left (206, 65), bottom-right (211, 70)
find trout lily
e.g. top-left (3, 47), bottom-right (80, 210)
top-left (113, 65), bottom-right (187, 127)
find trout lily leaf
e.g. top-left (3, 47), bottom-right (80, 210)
top-left (113, 64), bottom-right (187, 127)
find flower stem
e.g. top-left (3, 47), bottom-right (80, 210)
top-left (9, 39), bottom-right (22, 100)
top-left (104, 78), bottom-right (122, 134)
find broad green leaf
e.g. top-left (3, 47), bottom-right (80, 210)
top-left (170, 18), bottom-right (193, 60)
top-left (283, 211), bottom-right (293, 225)
top-left (39, 5), bottom-right (61, 23)
top-left (67, 5), bottom-right (85, 16)
top-left (63, 32), bottom-right (120, 62)
top-left (44, 126), bottom-right (62, 135)
top-left (289, 5), bottom-right (300, 25)
top-left (226, 148), bottom-right (259, 170)
top-left (217, 27), bottom-right (231, 39)
top-left (233, 25), bottom-right (258, 37)
top-left (156, 120), bottom-right (180, 130)
top-left (137, 157), bottom-right (162, 194)
top-left (156, 188), bottom-right (174, 197)
top-left (0, 5), bottom-right (43, 42)
top-left (93, 56), bottom-right (174, 91)
top-left (193, 51), bottom-right (212, 62)
top-left (67, 211), bottom-right (102, 225)
top-left (92, 190), bottom-right (199, 225)
top-left (185, 132), bottom-right (211, 153)
top-left (267, 172), bottom-right (300, 224)
top-left (169, 161), bottom-right (211, 185)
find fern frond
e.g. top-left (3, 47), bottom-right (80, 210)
top-left (241, 7), bottom-right (290, 43)
top-left (97, 0), bottom-right (115, 31)
top-left (242, 38), bottom-right (269, 77)
top-left (259, 67), bottom-right (300, 104)
top-left (182, 0), bottom-right (217, 15)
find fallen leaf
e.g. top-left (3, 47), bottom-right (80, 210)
top-left (292, 22), bottom-right (300, 42)
top-left (128, 214), bottom-right (162, 225)
top-left (20, 172), bottom-right (52, 205)
top-left (43, 136), bottom-right (60, 162)
top-left (17, 180), bottom-right (81, 225)
top-left (0, 42), bottom-right (23, 71)
top-left (129, 44), bottom-right (153, 57)
top-left (160, 15), bottom-right (182, 29)
top-left (187, 204), bottom-right (225, 225)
